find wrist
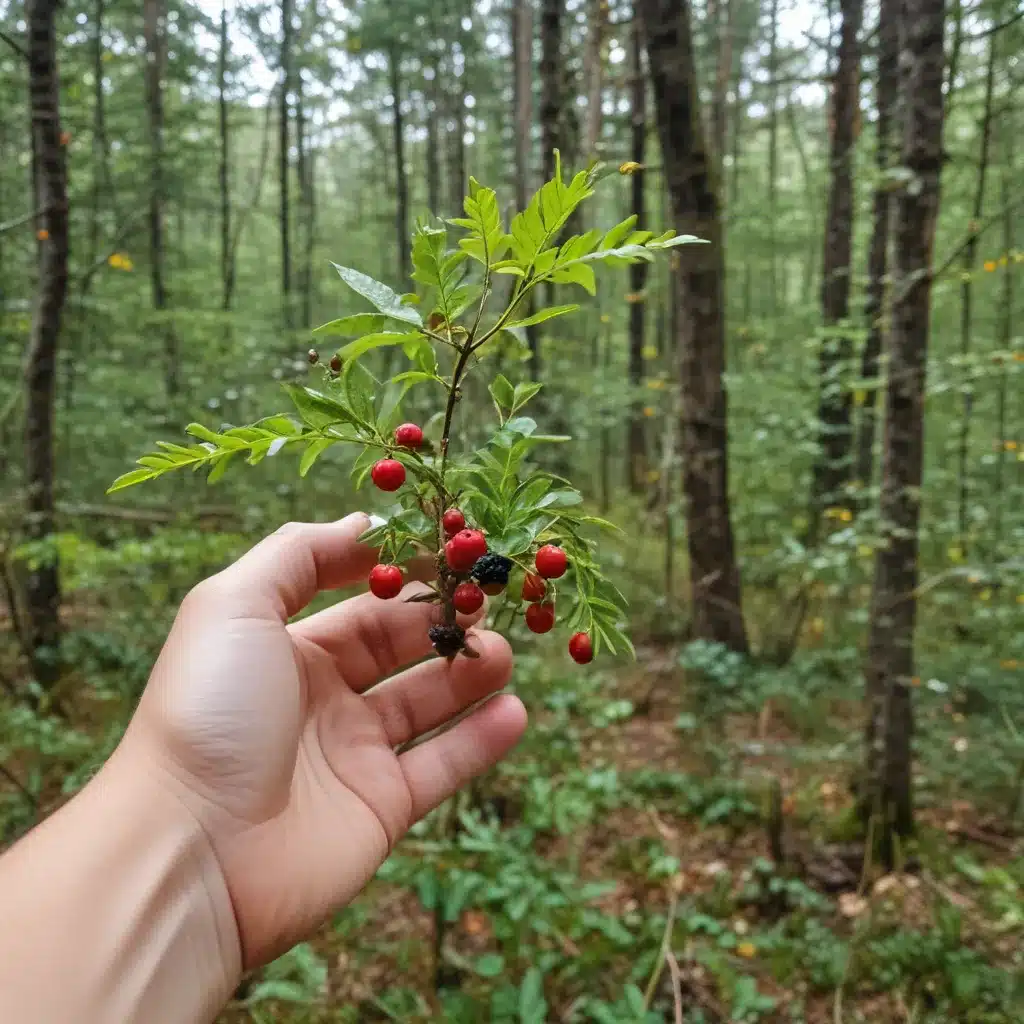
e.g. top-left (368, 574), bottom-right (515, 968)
top-left (0, 746), bottom-right (242, 1023)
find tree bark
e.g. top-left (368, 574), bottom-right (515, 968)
top-left (640, 0), bottom-right (749, 654)
top-left (447, 76), bottom-right (467, 219)
top-left (627, 12), bottom-right (648, 492)
top-left (24, 0), bottom-right (69, 688)
top-left (296, 91), bottom-right (316, 328)
top-left (389, 46), bottom-right (410, 282)
top-left (88, 0), bottom-right (109, 271)
top-left (218, 0), bottom-right (233, 311)
top-left (864, 0), bottom-right (946, 868)
top-left (143, 0), bottom-right (175, 395)
top-left (854, 0), bottom-right (899, 491)
top-left (512, 0), bottom-right (540, 375)
top-left (426, 64), bottom-right (441, 215)
top-left (954, 28), bottom-right (996, 548)
top-left (810, 0), bottom-right (863, 515)
top-left (279, 0), bottom-right (293, 327)
top-left (583, 0), bottom-right (605, 158)
top-left (539, 0), bottom-right (562, 188)
top-left (992, 131), bottom-right (1014, 545)
top-left (712, 0), bottom-right (733, 169)
top-left (766, 0), bottom-right (779, 314)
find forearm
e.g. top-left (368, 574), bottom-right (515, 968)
top-left (0, 750), bottom-right (241, 1024)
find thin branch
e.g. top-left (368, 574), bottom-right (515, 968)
top-left (969, 9), bottom-right (1024, 38)
top-left (931, 191), bottom-right (1024, 283)
top-left (664, 950), bottom-right (685, 1024)
top-left (0, 27), bottom-right (28, 60)
top-left (0, 207), bottom-right (47, 235)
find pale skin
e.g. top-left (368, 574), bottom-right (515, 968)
top-left (0, 512), bottom-right (527, 1023)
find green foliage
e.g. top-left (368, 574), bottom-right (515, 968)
top-left (107, 156), bottom-right (703, 656)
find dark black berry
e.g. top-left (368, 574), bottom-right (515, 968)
top-left (470, 553), bottom-right (513, 586)
top-left (428, 622), bottom-right (466, 658)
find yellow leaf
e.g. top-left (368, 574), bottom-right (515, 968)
top-left (1000, 659), bottom-right (1019, 670)
top-left (857, 544), bottom-right (873, 558)
top-left (618, 160), bottom-right (644, 175)
top-left (1005, 440), bottom-right (1018, 451)
top-left (983, 260), bottom-right (997, 272)
top-left (947, 545), bottom-right (964, 564)
top-left (736, 941), bottom-right (757, 959)
top-left (642, 345), bottom-right (658, 359)
top-left (600, 314), bottom-right (611, 324)
top-left (979, 588), bottom-right (992, 602)
top-left (643, 406), bottom-right (656, 418)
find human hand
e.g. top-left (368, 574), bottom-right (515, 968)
top-left (119, 511), bottom-right (527, 970)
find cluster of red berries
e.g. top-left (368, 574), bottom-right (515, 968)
top-left (364, 421), bottom-right (594, 665)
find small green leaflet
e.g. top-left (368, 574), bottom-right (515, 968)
top-left (506, 303), bottom-right (579, 329)
top-left (312, 313), bottom-right (387, 336)
top-left (330, 263), bottom-right (423, 326)
top-left (337, 331), bottom-right (421, 361)
top-left (450, 177), bottom-right (510, 267)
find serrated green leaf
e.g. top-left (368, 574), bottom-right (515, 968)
top-left (506, 303), bottom-right (580, 329)
top-left (299, 437), bottom-right (334, 477)
top-left (454, 179), bottom-right (509, 267)
top-left (312, 313), bottom-right (387, 336)
top-left (548, 261), bottom-right (597, 295)
top-left (331, 263), bottom-right (423, 326)
top-left (338, 331), bottom-right (420, 361)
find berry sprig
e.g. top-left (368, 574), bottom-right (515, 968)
top-left (108, 153), bottom-right (706, 663)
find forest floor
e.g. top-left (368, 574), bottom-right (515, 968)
top-left (210, 639), bottom-right (1024, 1024)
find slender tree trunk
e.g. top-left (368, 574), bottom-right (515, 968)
top-left (766, 0), bottom-right (779, 314)
top-left (88, 0), bottom-right (108, 269)
top-left (811, 0), bottom-right (863, 516)
top-left (944, 0), bottom-right (963, 117)
top-left (628, 12), bottom-right (648, 492)
top-left (640, 0), bottom-right (749, 654)
top-left (143, 0), bottom-right (175, 396)
top-left (864, 0), bottom-right (946, 868)
top-left (992, 131), bottom-right (1014, 545)
top-left (426, 66), bottom-right (441, 214)
top-left (954, 28), bottom-right (996, 548)
top-left (279, 0), bottom-right (293, 326)
top-left (539, 0), bottom-right (562, 188)
top-left (583, 0), bottom-right (605, 159)
top-left (784, 95), bottom-right (817, 305)
top-left (218, 0), bottom-right (233, 311)
top-left (447, 78), bottom-right (467, 218)
top-left (854, 0), bottom-right (899, 491)
top-left (296, 93), bottom-right (316, 328)
top-left (389, 46), bottom-right (410, 282)
top-left (512, 0), bottom-right (540, 375)
top-left (712, 0), bottom-right (733, 168)
top-left (24, 0), bottom-right (69, 688)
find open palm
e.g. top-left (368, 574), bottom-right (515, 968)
top-left (124, 513), bottom-right (526, 968)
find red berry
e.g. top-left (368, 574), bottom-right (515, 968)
top-left (442, 508), bottom-right (466, 537)
top-left (394, 422), bottom-right (424, 449)
top-left (535, 544), bottom-right (568, 579)
top-left (525, 601), bottom-right (555, 634)
top-left (445, 529), bottom-right (488, 572)
top-left (371, 458), bottom-right (406, 491)
top-left (521, 573), bottom-right (547, 602)
top-left (453, 582), bottom-right (485, 615)
top-left (329, 354), bottom-right (342, 373)
top-left (368, 563), bottom-right (403, 599)
top-left (569, 632), bottom-right (594, 664)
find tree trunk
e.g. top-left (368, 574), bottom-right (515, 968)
top-left (766, 0), bottom-right (779, 314)
top-left (954, 28), bottom-right (996, 548)
top-left (389, 46), bottom-right (410, 282)
top-left (88, 0), bottom-right (109, 270)
top-left (627, 12), bottom-right (648, 492)
top-left (143, 0), bottom-right (174, 395)
top-left (539, 0), bottom-right (562, 189)
top-left (447, 78), bottom-right (467, 219)
top-left (811, 0), bottom-right (863, 516)
top-left (583, 0), bottom-right (605, 159)
top-left (640, 0), bottom-right (749, 654)
top-left (512, 0), bottom-right (540, 375)
top-left (218, 0), bottom-right (233, 311)
top-left (854, 0), bottom-right (898, 491)
top-left (296, 91), bottom-right (315, 328)
top-left (712, 0), bottom-right (733, 168)
top-left (992, 132), bottom-right (1014, 545)
top-left (864, 0), bottom-right (946, 868)
top-left (279, 0), bottom-right (293, 327)
top-left (24, 0), bottom-right (69, 688)
top-left (426, 66), bottom-right (442, 215)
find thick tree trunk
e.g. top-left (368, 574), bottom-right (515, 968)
top-left (389, 47), bottom-right (410, 282)
top-left (864, 0), bottom-right (946, 868)
top-left (218, 0), bottom-right (233, 311)
top-left (954, 29), bottom-right (996, 548)
top-left (811, 0), bottom-right (863, 515)
top-left (640, 0), bottom-right (749, 654)
top-left (854, 0), bottom-right (899, 491)
top-left (279, 0), bottom-right (293, 326)
top-left (24, 0), bottom-right (69, 688)
top-left (143, 0), bottom-right (175, 395)
top-left (539, 0), bottom-right (562, 189)
top-left (627, 13), bottom-right (648, 492)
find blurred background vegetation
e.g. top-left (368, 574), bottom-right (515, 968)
top-left (1, 0), bottom-right (1022, 1019)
